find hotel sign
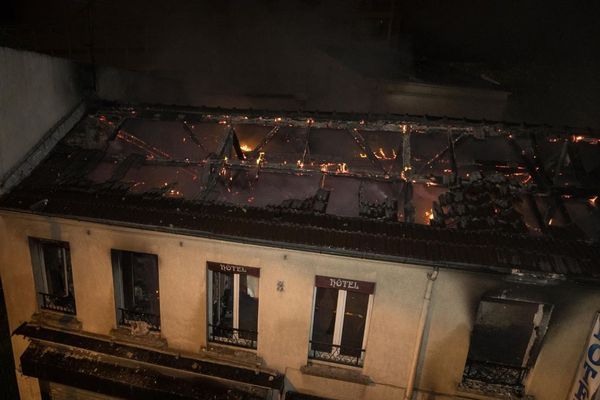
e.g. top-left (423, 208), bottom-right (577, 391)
top-left (569, 313), bottom-right (600, 400)
top-left (207, 261), bottom-right (260, 277)
top-left (315, 275), bottom-right (375, 294)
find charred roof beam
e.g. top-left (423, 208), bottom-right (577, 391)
top-left (199, 125), bottom-right (235, 201)
top-left (251, 126), bottom-right (280, 156)
top-left (507, 135), bottom-right (550, 191)
top-left (301, 126), bottom-right (311, 165)
top-left (347, 128), bottom-right (387, 175)
top-left (181, 121), bottom-right (207, 152)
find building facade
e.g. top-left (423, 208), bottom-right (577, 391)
top-left (1, 103), bottom-right (600, 400)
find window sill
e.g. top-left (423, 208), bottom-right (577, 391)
top-left (203, 343), bottom-right (264, 369)
top-left (458, 380), bottom-right (533, 400)
top-left (31, 311), bottom-right (82, 332)
top-left (300, 362), bottom-right (372, 385)
top-left (110, 327), bottom-right (168, 349)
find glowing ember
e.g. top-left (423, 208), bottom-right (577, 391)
top-left (571, 135), bottom-right (599, 145)
top-left (240, 144), bottom-right (252, 152)
top-left (256, 152), bottom-right (265, 165)
top-left (589, 196), bottom-right (598, 206)
top-left (359, 153), bottom-right (368, 158)
top-left (166, 189), bottom-right (183, 198)
top-left (425, 209), bottom-right (434, 223)
top-left (320, 163), bottom-right (333, 172)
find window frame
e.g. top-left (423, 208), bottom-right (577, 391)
top-left (111, 249), bottom-right (161, 332)
top-left (308, 276), bottom-right (375, 368)
top-left (206, 261), bottom-right (260, 350)
top-left (29, 238), bottom-right (76, 315)
top-left (461, 296), bottom-right (553, 395)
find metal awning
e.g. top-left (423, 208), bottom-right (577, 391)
top-left (15, 323), bottom-right (281, 400)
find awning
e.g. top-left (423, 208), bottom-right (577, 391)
top-left (15, 323), bottom-right (282, 400)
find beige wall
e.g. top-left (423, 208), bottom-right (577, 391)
top-left (0, 210), bottom-right (598, 400)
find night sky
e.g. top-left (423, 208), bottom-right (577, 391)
top-left (1, 0), bottom-right (599, 126)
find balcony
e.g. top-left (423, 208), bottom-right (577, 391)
top-left (39, 292), bottom-right (76, 315)
top-left (208, 324), bottom-right (257, 349)
top-left (462, 358), bottom-right (527, 395)
top-left (308, 340), bottom-right (365, 367)
top-left (118, 308), bottom-right (160, 331)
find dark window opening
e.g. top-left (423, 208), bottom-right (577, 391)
top-left (208, 266), bottom-right (259, 349)
top-left (29, 238), bottom-right (76, 315)
top-left (462, 298), bottom-right (553, 397)
top-left (112, 250), bottom-right (160, 331)
top-left (308, 282), bottom-right (372, 367)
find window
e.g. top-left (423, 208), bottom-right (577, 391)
top-left (308, 276), bottom-right (374, 367)
top-left (111, 250), bottom-right (160, 331)
top-left (207, 262), bottom-right (259, 349)
top-left (29, 238), bottom-right (76, 315)
top-left (461, 298), bottom-right (553, 397)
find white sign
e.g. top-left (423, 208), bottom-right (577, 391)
top-left (569, 313), bottom-right (600, 400)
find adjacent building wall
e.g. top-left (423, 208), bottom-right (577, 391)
top-left (0, 47), bottom-right (86, 184)
top-left (0, 210), bottom-right (597, 400)
top-left (96, 51), bottom-right (508, 120)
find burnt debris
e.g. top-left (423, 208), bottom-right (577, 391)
top-left (1, 102), bottom-right (600, 280)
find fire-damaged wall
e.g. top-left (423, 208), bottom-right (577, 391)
top-left (0, 47), bottom-right (88, 186)
top-left (1, 211), bottom-right (599, 400)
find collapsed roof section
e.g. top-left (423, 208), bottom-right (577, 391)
top-left (73, 104), bottom-right (600, 238)
top-left (1, 103), bottom-right (600, 279)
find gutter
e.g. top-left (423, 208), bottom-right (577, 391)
top-left (404, 268), bottom-right (439, 400)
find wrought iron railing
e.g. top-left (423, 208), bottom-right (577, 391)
top-left (208, 324), bottom-right (258, 349)
top-left (308, 340), bottom-right (365, 367)
top-left (39, 292), bottom-right (76, 315)
top-left (118, 308), bottom-right (161, 331)
top-left (462, 358), bottom-right (528, 388)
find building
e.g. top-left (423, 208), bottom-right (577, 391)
top-left (1, 100), bottom-right (600, 400)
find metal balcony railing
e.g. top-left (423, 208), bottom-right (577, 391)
top-left (462, 358), bottom-right (528, 388)
top-left (208, 324), bottom-right (258, 349)
top-left (118, 308), bottom-right (161, 331)
top-left (308, 340), bottom-right (365, 367)
top-left (39, 292), bottom-right (76, 315)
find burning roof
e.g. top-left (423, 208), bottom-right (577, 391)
top-left (2, 103), bottom-right (600, 279)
